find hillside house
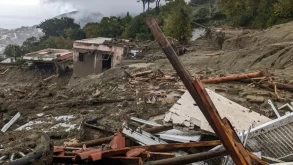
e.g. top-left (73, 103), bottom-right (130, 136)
top-left (23, 49), bottom-right (73, 74)
top-left (73, 37), bottom-right (128, 77)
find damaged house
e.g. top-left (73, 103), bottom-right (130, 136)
top-left (73, 37), bottom-right (128, 77)
top-left (23, 49), bottom-right (73, 74)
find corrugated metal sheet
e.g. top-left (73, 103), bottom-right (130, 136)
top-left (246, 113), bottom-right (293, 160)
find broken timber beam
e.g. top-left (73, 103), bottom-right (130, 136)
top-left (135, 140), bottom-right (221, 152)
top-left (146, 17), bottom-right (267, 165)
top-left (145, 148), bottom-right (227, 165)
top-left (201, 71), bottom-right (263, 84)
top-left (222, 118), bottom-right (269, 165)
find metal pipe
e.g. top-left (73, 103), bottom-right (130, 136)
top-left (145, 149), bottom-right (227, 165)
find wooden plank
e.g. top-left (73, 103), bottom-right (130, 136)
top-left (135, 140), bottom-right (221, 152)
top-left (222, 118), bottom-right (269, 165)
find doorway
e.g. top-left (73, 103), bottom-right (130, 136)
top-left (102, 54), bottom-right (112, 71)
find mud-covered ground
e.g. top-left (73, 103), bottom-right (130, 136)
top-left (1, 21), bottom-right (293, 159)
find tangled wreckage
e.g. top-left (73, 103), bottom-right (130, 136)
top-left (2, 18), bottom-right (293, 165)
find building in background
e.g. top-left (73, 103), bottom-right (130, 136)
top-left (23, 49), bottom-right (73, 74)
top-left (73, 37), bottom-right (128, 77)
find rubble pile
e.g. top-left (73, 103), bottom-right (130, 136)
top-left (1, 19), bottom-right (293, 165)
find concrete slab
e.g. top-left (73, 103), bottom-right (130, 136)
top-left (164, 89), bottom-right (271, 134)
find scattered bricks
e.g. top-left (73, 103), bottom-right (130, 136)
top-left (126, 148), bottom-right (146, 157)
top-left (75, 149), bottom-right (102, 161)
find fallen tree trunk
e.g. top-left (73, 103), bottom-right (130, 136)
top-left (201, 72), bottom-right (263, 84)
top-left (145, 148), bottom-right (227, 165)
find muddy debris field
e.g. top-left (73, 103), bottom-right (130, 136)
top-left (1, 21), bottom-right (293, 164)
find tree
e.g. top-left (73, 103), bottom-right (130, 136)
top-left (41, 37), bottom-right (73, 49)
top-left (218, 0), bottom-right (293, 28)
top-left (122, 12), bottom-right (133, 27)
top-left (138, 0), bottom-right (148, 12)
top-left (189, 0), bottom-right (212, 5)
top-left (147, 0), bottom-right (156, 11)
top-left (83, 23), bottom-right (99, 38)
top-left (156, 0), bottom-right (161, 7)
top-left (97, 17), bottom-right (124, 38)
top-left (163, 0), bottom-right (192, 43)
top-left (219, 0), bottom-right (252, 26)
top-left (65, 28), bottom-right (86, 40)
top-left (37, 17), bottom-right (81, 39)
top-left (122, 13), bottom-right (153, 40)
top-left (21, 37), bottom-right (40, 54)
top-left (4, 44), bottom-right (23, 60)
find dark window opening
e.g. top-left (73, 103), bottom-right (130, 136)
top-left (102, 54), bottom-right (112, 71)
top-left (79, 53), bottom-right (85, 61)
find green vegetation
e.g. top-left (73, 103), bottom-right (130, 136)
top-left (41, 36), bottom-right (73, 49)
top-left (38, 17), bottom-right (83, 39)
top-left (4, 44), bottom-right (23, 59)
top-left (4, 0), bottom-right (194, 57)
top-left (83, 23), bottom-right (99, 38)
top-left (220, 0), bottom-right (293, 28)
top-left (4, 0), bottom-right (293, 59)
top-left (122, 13), bottom-right (153, 40)
top-left (96, 17), bottom-right (124, 38)
top-left (4, 17), bottom-right (84, 57)
top-left (163, 0), bottom-right (192, 43)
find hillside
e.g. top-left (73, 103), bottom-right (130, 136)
top-left (55, 10), bottom-right (104, 27)
top-left (0, 26), bottom-right (43, 55)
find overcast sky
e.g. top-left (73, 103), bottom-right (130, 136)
top-left (0, 0), bottom-right (146, 29)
